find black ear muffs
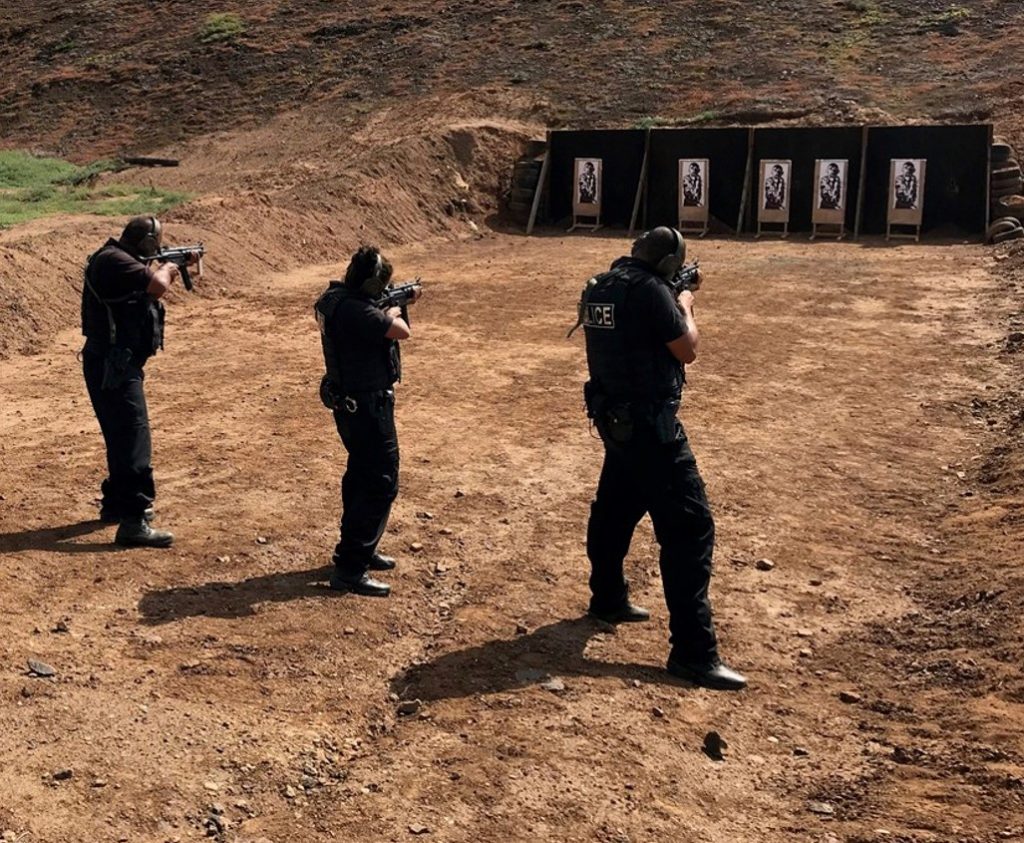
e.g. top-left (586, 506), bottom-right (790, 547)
top-left (654, 228), bottom-right (685, 279)
top-left (138, 216), bottom-right (160, 258)
top-left (360, 251), bottom-right (388, 297)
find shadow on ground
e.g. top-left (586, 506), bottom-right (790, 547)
top-left (138, 564), bottom-right (336, 623)
top-left (0, 519), bottom-right (120, 554)
top-left (391, 616), bottom-right (684, 701)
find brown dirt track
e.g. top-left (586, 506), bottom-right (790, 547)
top-left (3, 232), bottom-right (1023, 842)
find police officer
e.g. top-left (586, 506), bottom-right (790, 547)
top-left (315, 245), bottom-right (420, 597)
top-left (82, 215), bottom-right (197, 547)
top-left (579, 227), bottom-right (746, 691)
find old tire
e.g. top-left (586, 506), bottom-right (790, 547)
top-left (993, 227), bottom-right (1024, 244)
top-left (987, 218), bottom-right (1022, 241)
top-left (510, 186), bottom-right (535, 205)
top-left (993, 195), bottom-right (1024, 219)
top-left (993, 162), bottom-right (1021, 179)
top-left (992, 180), bottom-right (1024, 198)
top-left (513, 161), bottom-right (541, 189)
top-left (992, 142), bottom-right (1014, 164)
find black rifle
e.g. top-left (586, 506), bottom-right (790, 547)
top-left (667, 260), bottom-right (700, 295)
top-left (143, 244), bottom-right (205, 291)
top-left (374, 279), bottom-right (421, 310)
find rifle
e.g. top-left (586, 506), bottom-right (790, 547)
top-left (667, 260), bottom-right (700, 296)
top-left (374, 279), bottom-right (421, 311)
top-left (143, 244), bottom-right (205, 291)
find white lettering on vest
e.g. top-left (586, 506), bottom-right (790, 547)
top-left (583, 303), bottom-right (615, 329)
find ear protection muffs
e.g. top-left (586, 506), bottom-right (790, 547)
top-left (653, 227), bottom-right (685, 280)
top-left (138, 216), bottom-right (161, 258)
top-left (360, 251), bottom-right (389, 298)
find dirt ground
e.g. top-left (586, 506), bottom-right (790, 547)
top-left (2, 232), bottom-right (1022, 842)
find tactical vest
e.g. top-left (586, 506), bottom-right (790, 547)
top-left (582, 260), bottom-right (684, 404)
top-left (315, 284), bottom-right (399, 394)
top-left (81, 244), bottom-right (164, 358)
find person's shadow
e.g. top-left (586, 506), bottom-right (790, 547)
top-left (391, 616), bottom-right (684, 701)
top-left (0, 519), bottom-right (120, 554)
top-left (138, 565), bottom-right (335, 624)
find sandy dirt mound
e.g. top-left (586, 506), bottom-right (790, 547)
top-left (1, 235), bottom-right (1022, 842)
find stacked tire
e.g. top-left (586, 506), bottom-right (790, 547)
top-left (507, 140), bottom-right (547, 222)
top-left (989, 137), bottom-right (1024, 243)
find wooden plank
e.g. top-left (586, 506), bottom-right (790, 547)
top-left (853, 125), bottom-right (869, 239)
top-left (736, 128), bottom-right (755, 234)
top-left (526, 139), bottom-right (551, 236)
top-left (628, 129), bottom-right (651, 236)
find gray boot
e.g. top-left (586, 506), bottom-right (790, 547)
top-left (115, 517), bottom-right (174, 548)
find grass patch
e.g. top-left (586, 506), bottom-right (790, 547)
top-left (0, 151), bottom-right (188, 228)
top-left (200, 12), bottom-right (246, 44)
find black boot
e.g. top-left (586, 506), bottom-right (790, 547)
top-left (115, 517), bottom-right (174, 548)
top-left (666, 657), bottom-right (747, 691)
top-left (368, 553), bottom-right (396, 571)
top-left (329, 570), bottom-right (391, 597)
top-left (588, 601), bottom-right (651, 624)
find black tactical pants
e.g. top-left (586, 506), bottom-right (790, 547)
top-left (332, 389), bottom-right (399, 578)
top-left (587, 419), bottom-right (719, 666)
top-left (83, 349), bottom-right (155, 517)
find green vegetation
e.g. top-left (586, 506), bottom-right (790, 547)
top-left (0, 151), bottom-right (187, 228)
top-left (932, 4), bottom-right (971, 23)
top-left (199, 12), bottom-right (246, 44)
top-left (634, 115), bottom-right (671, 129)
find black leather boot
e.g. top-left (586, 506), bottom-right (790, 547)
top-left (588, 601), bottom-right (651, 624)
top-left (329, 570), bottom-right (391, 597)
top-left (115, 517), bottom-right (174, 548)
top-left (368, 553), bottom-right (396, 571)
top-left (666, 657), bottom-right (747, 691)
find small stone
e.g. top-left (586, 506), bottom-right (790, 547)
top-left (798, 648), bottom-right (813, 658)
top-left (283, 785), bottom-right (297, 799)
top-left (51, 619), bottom-right (70, 634)
top-left (210, 803), bottom-right (225, 816)
top-left (796, 629), bottom-right (814, 638)
top-left (410, 542), bottom-right (424, 553)
top-left (255, 536), bottom-right (268, 545)
top-left (807, 801), bottom-right (835, 816)
top-left (27, 659), bottom-right (56, 677)
top-left (343, 627), bottom-right (356, 635)
top-left (793, 746), bottom-right (810, 757)
top-left (651, 706), bottom-right (665, 719)
top-left (438, 527), bottom-right (453, 536)
top-left (397, 699), bottom-right (422, 716)
top-left (702, 731), bottom-right (727, 761)
top-left (52, 768), bottom-right (73, 781)
top-left (839, 690), bottom-right (861, 704)
top-left (3, 832), bottom-right (18, 842)
top-left (91, 778), bottom-right (108, 788)
top-left (515, 623), bottom-right (528, 635)
top-left (809, 579), bottom-right (823, 586)
top-left (417, 511), bottom-right (434, 520)
top-left (216, 555), bottom-right (231, 563)
top-left (540, 677), bottom-right (565, 692)
top-left (453, 489), bottom-right (465, 498)
top-left (203, 781), bottom-right (221, 792)
top-left (408, 824), bottom-right (430, 835)
top-left (755, 558), bottom-right (775, 571)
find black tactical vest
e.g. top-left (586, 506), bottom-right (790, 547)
top-left (582, 259), bottom-right (684, 404)
top-left (315, 284), bottom-right (399, 393)
top-left (81, 243), bottom-right (164, 358)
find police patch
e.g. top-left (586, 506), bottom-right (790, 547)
top-left (583, 302), bottom-right (616, 329)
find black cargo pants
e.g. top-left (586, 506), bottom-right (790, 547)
top-left (332, 389), bottom-right (399, 578)
top-left (586, 418), bottom-right (719, 665)
top-left (83, 348), bottom-right (155, 517)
